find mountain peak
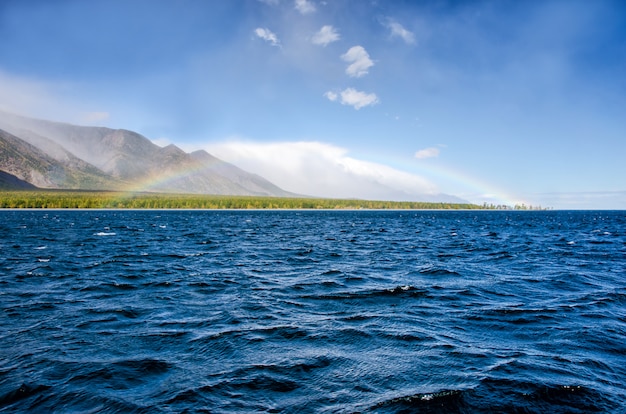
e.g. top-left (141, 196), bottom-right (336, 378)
top-left (160, 143), bottom-right (186, 155)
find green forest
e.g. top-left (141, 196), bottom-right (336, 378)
top-left (0, 190), bottom-right (496, 210)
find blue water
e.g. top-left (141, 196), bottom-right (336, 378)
top-left (1, 210), bottom-right (625, 413)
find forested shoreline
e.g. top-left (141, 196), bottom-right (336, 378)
top-left (0, 190), bottom-right (496, 210)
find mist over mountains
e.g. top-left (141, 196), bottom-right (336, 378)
top-left (0, 111), bottom-right (467, 203)
top-left (0, 111), bottom-right (295, 196)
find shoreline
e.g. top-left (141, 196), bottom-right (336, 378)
top-left (0, 190), bottom-right (551, 210)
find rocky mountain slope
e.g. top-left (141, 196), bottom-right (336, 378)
top-left (0, 128), bottom-right (119, 189)
top-left (0, 111), bottom-right (295, 196)
top-left (0, 170), bottom-right (38, 190)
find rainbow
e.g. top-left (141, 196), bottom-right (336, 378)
top-left (116, 157), bottom-right (236, 198)
top-left (424, 164), bottom-right (524, 206)
top-left (380, 155), bottom-right (526, 207)
top-left (114, 153), bottom-right (525, 208)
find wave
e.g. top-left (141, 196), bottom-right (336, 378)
top-left (302, 285), bottom-right (427, 300)
top-left (418, 267), bottom-right (462, 277)
top-left (372, 389), bottom-right (466, 413)
top-left (370, 382), bottom-right (615, 413)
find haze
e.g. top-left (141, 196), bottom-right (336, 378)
top-left (1, 0), bottom-right (625, 208)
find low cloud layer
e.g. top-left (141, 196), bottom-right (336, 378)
top-left (199, 140), bottom-right (438, 200)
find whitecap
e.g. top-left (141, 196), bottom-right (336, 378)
top-left (34, 246), bottom-right (47, 250)
top-left (95, 232), bottom-right (116, 236)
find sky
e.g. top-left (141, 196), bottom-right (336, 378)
top-left (1, 0), bottom-right (625, 208)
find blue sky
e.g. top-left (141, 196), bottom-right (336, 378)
top-left (1, 0), bottom-right (625, 208)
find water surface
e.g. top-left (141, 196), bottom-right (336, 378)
top-left (1, 210), bottom-right (624, 412)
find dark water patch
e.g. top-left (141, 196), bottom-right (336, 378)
top-left (209, 373), bottom-right (300, 393)
top-left (371, 382), bottom-right (616, 413)
top-left (372, 389), bottom-right (467, 413)
top-left (0, 383), bottom-right (51, 407)
top-left (35, 390), bottom-right (153, 414)
top-left (470, 379), bottom-right (618, 413)
top-left (67, 358), bottom-right (171, 391)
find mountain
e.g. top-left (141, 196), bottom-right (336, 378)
top-left (0, 111), bottom-right (296, 196)
top-left (0, 170), bottom-right (38, 190)
top-left (0, 128), bottom-right (120, 189)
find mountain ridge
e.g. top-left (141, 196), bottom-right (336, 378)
top-left (0, 111), bottom-right (297, 196)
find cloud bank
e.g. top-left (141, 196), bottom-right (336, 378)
top-left (200, 140), bottom-right (438, 200)
top-left (341, 46), bottom-right (374, 78)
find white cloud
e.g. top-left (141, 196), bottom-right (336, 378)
top-left (255, 27), bottom-right (280, 46)
top-left (385, 19), bottom-right (416, 44)
top-left (341, 46), bottom-right (374, 78)
top-left (294, 0), bottom-right (316, 14)
top-left (414, 147), bottom-right (440, 159)
top-left (324, 91), bottom-right (338, 101)
top-left (200, 140), bottom-right (438, 200)
top-left (312, 25), bottom-right (340, 46)
top-left (326, 88), bottom-right (378, 110)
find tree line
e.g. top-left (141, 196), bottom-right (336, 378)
top-left (0, 190), bottom-right (497, 210)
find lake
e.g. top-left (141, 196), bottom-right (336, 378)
top-left (1, 210), bottom-right (624, 412)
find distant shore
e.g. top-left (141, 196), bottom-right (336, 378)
top-left (0, 190), bottom-right (550, 210)
top-left (0, 190), bottom-right (512, 210)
